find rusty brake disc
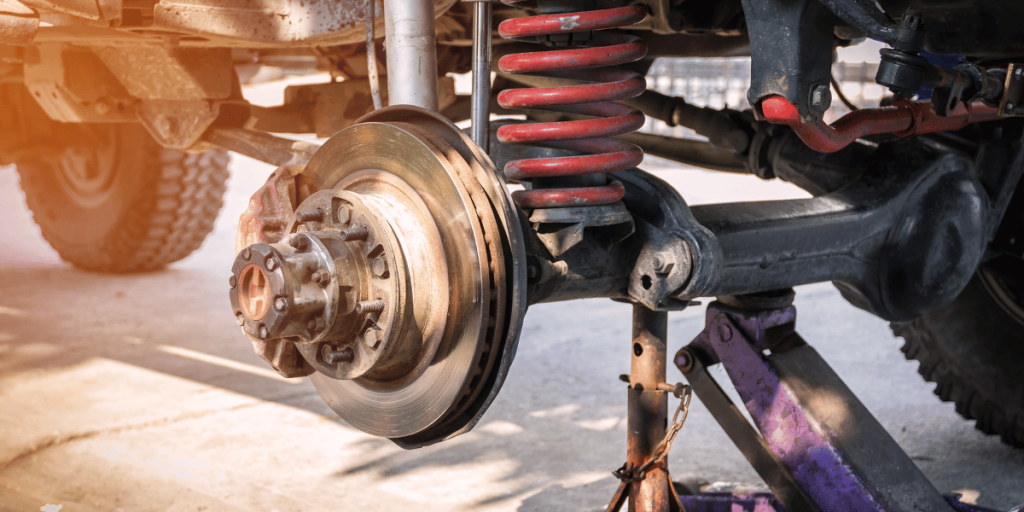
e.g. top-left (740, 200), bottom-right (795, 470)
top-left (292, 106), bottom-right (526, 447)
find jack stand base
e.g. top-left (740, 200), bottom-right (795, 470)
top-left (606, 306), bottom-right (683, 512)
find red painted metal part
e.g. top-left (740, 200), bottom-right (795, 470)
top-left (761, 95), bottom-right (1001, 153)
top-left (496, 3), bottom-right (648, 208)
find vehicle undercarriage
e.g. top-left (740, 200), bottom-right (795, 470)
top-left (3, 0), bottom-right (1024, 510)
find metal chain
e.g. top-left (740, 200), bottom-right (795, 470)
top-left (612, 383), bottom-right (692, 483)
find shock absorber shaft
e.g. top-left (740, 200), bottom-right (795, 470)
top-left (497, 3), bottom-right (648, 209)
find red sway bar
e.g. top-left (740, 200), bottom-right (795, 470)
top-left (761, 95), bottom-right (1001, 153)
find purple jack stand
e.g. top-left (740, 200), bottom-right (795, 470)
top-left (674, 294), bottom-right (1013, 512)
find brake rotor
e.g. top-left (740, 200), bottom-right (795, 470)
top-left (293, 107), bottom-right (526, 447)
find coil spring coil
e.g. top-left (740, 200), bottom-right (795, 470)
top-left (496, 3), bottom-right (648, 209)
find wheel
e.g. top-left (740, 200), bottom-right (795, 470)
top-left (892, 267), bottom-right (1024, 448)
top-left (16, 123), bottom-right (230, 273)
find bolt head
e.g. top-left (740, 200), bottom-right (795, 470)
top-left (266, 257), bottom-right (278, 271)
top-left (312, 270), bottom-right (329, 285)
top-left (336, 204), bottom-right (352, 225)
top-left (258, 325), bottom-right (269, 339)
top-left (372, 257), bottom-right (388, 277)
top-left (717, 323), bottom-right (734, 342)
top-left (809, 83), bottom-right (832, 113)
top-left (364, 326), bottom-right (384, 349)
top-left (229, 275), bottom-right (237, 288)
top-left (274, 297), bottom-right (288, 311)
top-left (652, 253), bottom-right (675, 275)
top-left (307, 318), bottom-right (325, 332)
top-left (235, 314), bottom-right (245, 326)
top-left (527, 265), bottom-right (538, 279)
top-left (242, 247), bottom-right (251, 260)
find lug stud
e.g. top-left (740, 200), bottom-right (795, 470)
top-left (339, 226), bottom-right (369, 241)
top-left (295, 208), bottom-right (325, 223)
top-left (354, 300), bottom-right (385, 315)
top-left (323, 346), bottom-right (354, 364)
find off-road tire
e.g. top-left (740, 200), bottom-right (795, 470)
top-left (16, 124), bottom-right (230, 273)
top-left (892, 271), bottom-right (1024, 448)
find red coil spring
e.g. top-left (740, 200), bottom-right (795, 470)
top-left (496, 3), bottom-right (648, 209)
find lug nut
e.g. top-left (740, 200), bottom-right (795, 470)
top-left (339, 226), bottom-right (369, 241)
top-left (274, 297), bottom-right (288, 311)
top-left (808, 83), bottom-right (832, 114)
top-left (354, 300), bottom-right (385, 315)
top-left (323, 346), bottom-right (354, 364)
top-left (295, 208), bottom-right (325, 223)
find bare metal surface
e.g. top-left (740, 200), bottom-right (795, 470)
top-left (366, 0), bottom-right (383, 110)
top-left (383, 0), bottom-right (439, 110)
top-left (297, 120), bottom-right (493, 439)
top-left (470, 0), bottom-right (492, 148)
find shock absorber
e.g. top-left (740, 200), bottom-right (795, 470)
top-left (496, 2), bottom-right (648, 209)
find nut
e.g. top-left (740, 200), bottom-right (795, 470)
top-left (651, 253), bottom-right (675, 275)
top-left (808, 83), bottom-right (832, 114)
top-left (274, 297), bottom-right (288, 311)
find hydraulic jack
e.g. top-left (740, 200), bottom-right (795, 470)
top-left (610, 291), bottom-right (1021, 512)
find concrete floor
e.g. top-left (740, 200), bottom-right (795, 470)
top-left (1, 82), bottom-right (1023, 511)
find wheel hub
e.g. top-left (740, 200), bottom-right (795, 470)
top-left (230, 107), bottom-right (526, 446)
